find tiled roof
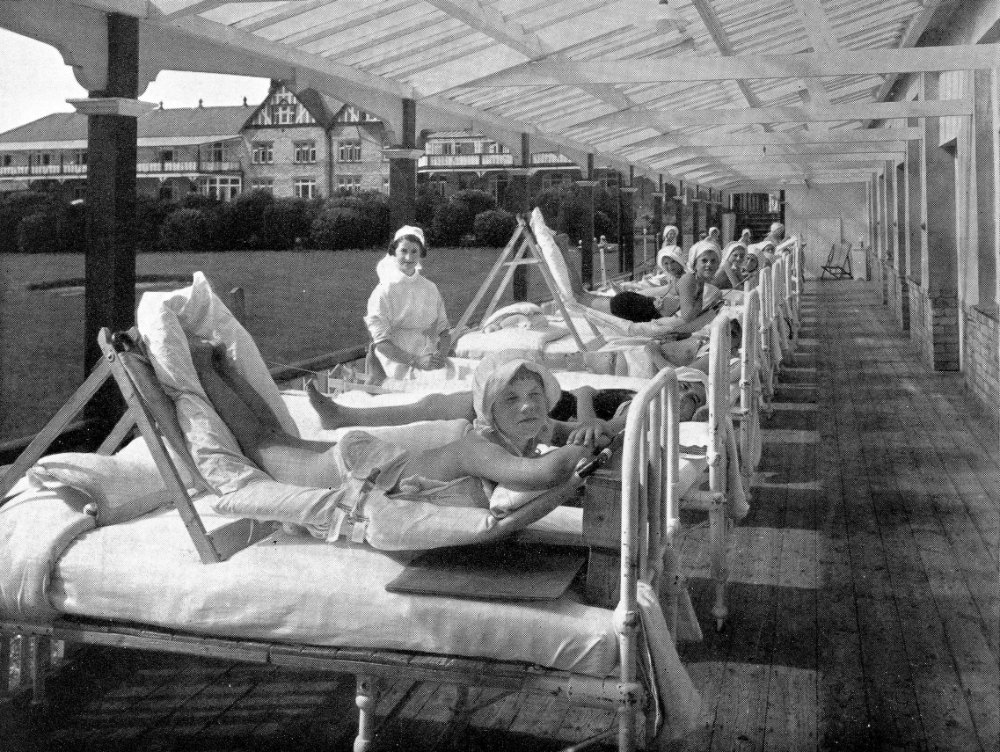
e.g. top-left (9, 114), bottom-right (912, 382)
top-left (0, 105), bottom-right (254, 144)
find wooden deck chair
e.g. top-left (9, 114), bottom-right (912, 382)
top-left (821, 241), bottom-right (853, 279)
top-left (0, 327), bottom-right (276, 564)
top-left (452, 215), bottom-right (603, 349)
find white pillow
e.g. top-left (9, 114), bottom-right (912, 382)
top-left (28, 451), bottom-right (172, 526)
top-left (530, 208), bottom-right (576, 302)
top-left (481, 302), bottom-right (544, 331)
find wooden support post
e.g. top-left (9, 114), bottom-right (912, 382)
top-left (387, 98), bottom-right (419, 231)
top-left (512, 133), bottom-right (531, 300)
top-left (620, 186), bottom-right (636, 277)
top-left (80, 12), bottom-right (141, 439)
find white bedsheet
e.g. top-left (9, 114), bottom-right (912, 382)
top-left (47, 497), bottom-right (623, 674)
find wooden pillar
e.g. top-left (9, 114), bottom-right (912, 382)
top-left (652, 174), bottom-right (665, 244)
top-left (576, 153), bottom-right (597, 287)
top-left (620, 167), bottom-right (635, 275)
top-left (919, 72), bottom-right (959, 371)
top-left (895, 160), bottom-right (909, 331)
top-left (906, 121), bottom-right (922, 286)
top-left (973, 69), bottom-right (998, 306)
top-left (512, 133), bottom-right (531, 300)
top-left (386, 98), bottom-right (420, 231)
top-left (76, 13), bottom-right (144, 433)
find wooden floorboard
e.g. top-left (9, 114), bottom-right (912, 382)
top-left (2, 281), bottom-right (997, 752)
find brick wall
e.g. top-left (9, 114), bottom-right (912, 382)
top-left (928, 293), bottom-right (960, 371)
top-left (963, 305), bottom-right (1000, 412)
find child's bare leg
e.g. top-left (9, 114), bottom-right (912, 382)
top-left (189, 340), bottom-right (279, 460)
top-left (210, 347), bottom-right (285, 433)
top-left (306, 381), bottom-right (474, 429)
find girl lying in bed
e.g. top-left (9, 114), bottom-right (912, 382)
top-left (191, 343), bottom-right (611, 537)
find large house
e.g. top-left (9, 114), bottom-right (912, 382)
top-left (0, 83), bottom-right (582, 205)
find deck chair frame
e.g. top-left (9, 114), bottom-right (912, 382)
top-left (821, 241), bottom-right (853, 279)
top-left (452, 215), bottom-right (601, 349)
top-left (0, 327), bottom-right (275, 564)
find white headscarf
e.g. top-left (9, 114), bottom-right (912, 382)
top-left (471, 351), bottom-right (560, 454)
top-left (687, 239), bottom-right (721, 272)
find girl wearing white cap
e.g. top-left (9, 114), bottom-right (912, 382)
top-left (365, 225), bottom-right (453, 380)
top-left (189, 343), bottom-right (603, 539)
top-left (712, 241), bottom-right (749, 290)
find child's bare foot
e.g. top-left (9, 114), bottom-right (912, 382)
top-left (306, 379), bottom-right (343, 429)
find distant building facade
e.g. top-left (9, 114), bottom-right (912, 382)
top-left (0, 82), bottom-right (586, 206)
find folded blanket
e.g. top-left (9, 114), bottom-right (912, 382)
top-left (0, 485), bottom-right (96, 620)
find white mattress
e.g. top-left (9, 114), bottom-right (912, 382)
top-left (47, 497), bottom-right (621, 677)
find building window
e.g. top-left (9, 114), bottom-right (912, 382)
top-left (160, 149), bottom-right (174, 163)
top-left (275, 104), bottom-right (295, 125)
top-left (72, 150), bottom-right (87, 166)
top-left (252, 142), bottom-right (274, 164)
top-left (2, 154), bottom-right (12, 167)
top-left (250, 178), bottom-right (274, 194)
top-left (31, 152), bottom-right (52, 167)
top-left (199, 176), bottom-right (241, 201)
top-left (336, 175), bottom-right (361, 193)
top-left (382, 177), bottom-right (390, 194)
top-left (293, 141), bottom-right (316, 164)
top-left (294, 178), bottom-right (317, 198)
top-left (275, 89), bottom-right (294, 104)
top-left (337, 140), bottom-right (362, 162)
top-left (207, 142), bottom-right (225, 162)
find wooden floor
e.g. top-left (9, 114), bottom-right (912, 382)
top-left (2, 281), bottom-right (998, 751)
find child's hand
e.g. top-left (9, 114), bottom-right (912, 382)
top-left (566, 420), bottom-right (610, 448)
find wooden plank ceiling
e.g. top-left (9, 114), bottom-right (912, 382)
top-left (2, 0), bottom-right (997, 190)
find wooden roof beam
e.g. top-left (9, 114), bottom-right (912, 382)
top-left (551, 98), bottom-right (969, 131)
top-left (478, 45), bottom-right (1000, 85)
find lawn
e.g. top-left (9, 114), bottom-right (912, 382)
top-left (0, 247), bottom-right (523, 442)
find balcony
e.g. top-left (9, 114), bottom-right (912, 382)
top-left (0, 162), bottom-right (240, 179)
top-left (418, 152), bottom-right (579, 172)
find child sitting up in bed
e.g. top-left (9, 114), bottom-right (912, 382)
top-left (191, 343), bottom-right (610, 535)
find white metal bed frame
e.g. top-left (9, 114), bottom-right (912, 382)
top-left (0, 332), bottom-right (694, 752)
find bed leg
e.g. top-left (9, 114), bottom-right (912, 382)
top-left (709, 496), bottom-right (729, 631)
top-left (354, 674), bottom-right (379, 752)
top-left (0, 634), bottom-right (10, 698)
top-left (30, 636), bottom-right (51, 706)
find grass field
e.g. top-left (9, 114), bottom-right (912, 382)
top-left (0, 247), bottom-right (521, 442)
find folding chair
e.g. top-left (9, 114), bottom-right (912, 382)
top-left (820, 241), bottom-right (853, 279)
top-left (0, 328), bottom-right (276, 563)
top-left (452, 214), bottom-right (602, 348)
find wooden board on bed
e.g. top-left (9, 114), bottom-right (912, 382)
top-left (385, 541), bottom-right (585, 601)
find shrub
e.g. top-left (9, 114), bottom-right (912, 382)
top-left (452, 189), bottom-right (495, 219)
top-left (415, 185), bottom-right (446, 227)
top-left (262, 197), bottom-right (318, 250)
top-left (533, 187), bottom-right (565, 228)
top-left (473, 208), bottom-right (516, 247)
top-left (429, 199), bottom-right (474, 247)
top-left (16, 212), bottom-right (62, 253)
top-left (135, 195), bottom-right (172, 252)
top-left (325, 191), bottom-right (391, 248)
top-left (309, 206), bottom-right (367, 250)
top-left (0, 192), bottom-right (57, 253)
top-left (159, 208), bottom-right (211, 252)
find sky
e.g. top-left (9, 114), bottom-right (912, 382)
top-left (0, 28), bottom-right (271, 134)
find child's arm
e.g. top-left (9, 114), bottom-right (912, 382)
top-left (455, 438), bottom-right (593, 491)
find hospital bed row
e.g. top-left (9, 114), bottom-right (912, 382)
top-left (0, 273), bottom-right (714, 751)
